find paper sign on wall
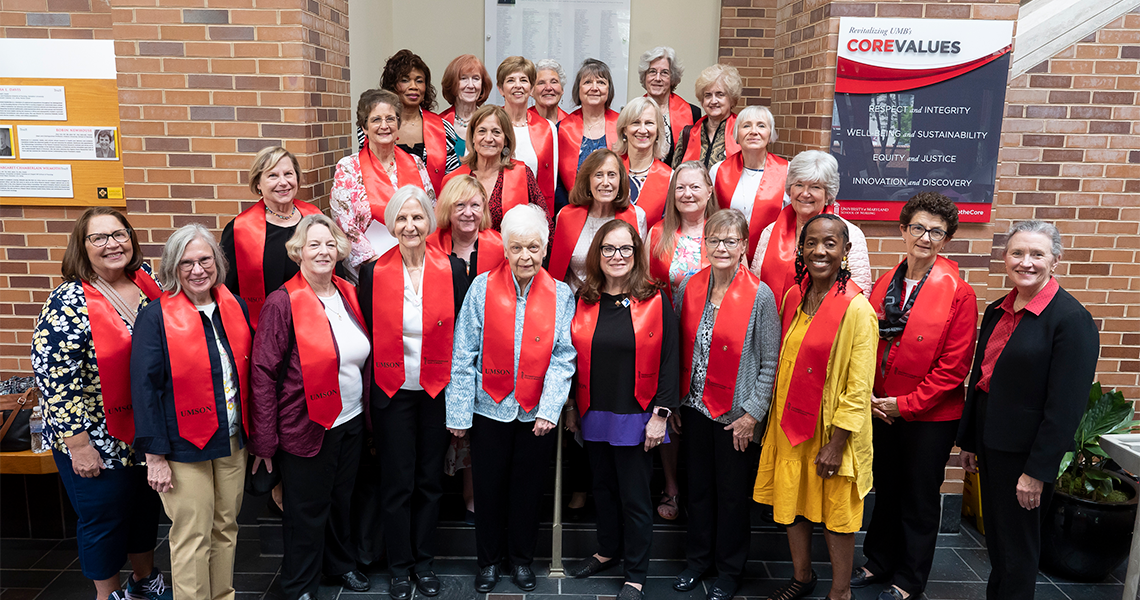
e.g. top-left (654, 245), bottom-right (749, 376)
top-left (0, 163), bottom-right (74, 198)
top-left (16, 125), bottom-right (118, 161)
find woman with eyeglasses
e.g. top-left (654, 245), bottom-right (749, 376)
top-left (671, 209), bottom-right (779, 600)
top-left (637, 46), bottom-right (701, 166)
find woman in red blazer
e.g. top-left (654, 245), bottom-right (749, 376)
top-left (853, 193), bottom-right (977, 600)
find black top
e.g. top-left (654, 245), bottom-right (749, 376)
top-left (221, 218), bottom-right (346, 300)
top-left (398, 142), bottom-right (427, 163)
top-left (662, 101), bottom-right (703, 167)
top-left (586, 290), bottom-right (681, 414)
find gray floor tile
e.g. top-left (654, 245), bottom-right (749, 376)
top-left (1054, 582), bottom-right (1127, 600)
top-left (0, 540), bottom-right (56, 570)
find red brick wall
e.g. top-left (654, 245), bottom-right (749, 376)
top-left (719, 0), bottom-right (777, 108)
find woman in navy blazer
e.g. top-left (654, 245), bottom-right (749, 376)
top-left (956, 220), bottom-right (1099, 600)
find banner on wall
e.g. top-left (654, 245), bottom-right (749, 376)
top-left (830, 18), bottom-right (1014, 223)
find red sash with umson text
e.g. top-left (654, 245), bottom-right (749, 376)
top-left (422, 109), bottom-right (448, 192)
top-left (85, 270), bottom-right (163, 443)
top-left (759, 204), bottom-right (836, 313)
top-left (779, 280), bottom-right (861, 446)
top-left (481, 262), bottom-right (557, 412)
top-left (161, 286), bottom-right (251, 450)
top-left (233, 199), bottom-right (321, 329)
top-left (360, 145), bottom-right (422, 224)
top-left (442, 160), bottom-right (529, 217)
top-left (571, 293), bottom-right (663, 414)
top-left (714, 152), bottom-right (789, 259)
top-left (548, 205), bottom-right (639, 282)
top-left (681, 113), bottom-right (740, 163)
top-left (371, 245), bottom-right (455, 398)
top-left (284, 273), bottom-right (365, 428)
top-left (679, 266), bottom-right (759, 418)
top-left (869, 256), bottom-right (959, 397)
top-left (426, 228), bottom-right (505, 275)
top-left (557, 108), bottom-right (620, 190)
top-left (624, 156), bottom-right (671, 228)
top-left (527, 107), bottom-right (557, 210)
top-left (648, 222), bottom-right (709, 302)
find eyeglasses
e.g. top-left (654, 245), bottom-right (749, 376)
top-left (646, 68), bottom-right (671, 79)
top-left (601, 245), bottom-right (635, 258)
top-left (906, 223), bottom-right (947, 242)
top-left (704, 237), bottom-right (741, 250)
top-left (177, 256), bottom-right (215, 272)
top-left (85, 229), bottom-right (131, 247)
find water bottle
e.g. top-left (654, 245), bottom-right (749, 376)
top-left (30, 406), bottom-right (48, 454)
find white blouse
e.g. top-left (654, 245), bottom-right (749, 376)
top-left (318, 291), bottom-right (369, 428)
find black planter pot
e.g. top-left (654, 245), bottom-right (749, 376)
top-left (1039, 472), bottom-right (1138, 582)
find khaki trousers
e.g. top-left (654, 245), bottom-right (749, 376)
top-left (160, 435), bottom-right (247, 600)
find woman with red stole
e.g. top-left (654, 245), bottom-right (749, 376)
top-left (32, 208), bottom-right (170, 600)
top-left (563, 220), bottom-right (679, 600)
top-left (131, 224), bottom-right (254, 600)
top-left (749, 151), bottom-right (871, 313)
top-left (445, 205), bottom-right (577, 595)
top-left (497, 56), bottom-right (559, 215)
top-left (441, 105), bottom-right (550, 233)
top-left (556, 58), bottom-right (620, 212)
top-left (358, 186), bottom-right (469, 600)
top-left (549, 148), bottom-right (648, 293)
top-left (222, 146), bottom-right (322, 330)
top-left (852, 194), bottom-right (977, 600)
top-left (752, 214), bottom-right (877, 600)
top-left (614, 97), bottom-right (673, 227)
top-left (532, 59), bottom-right (569, 123)
top-left (649, 162), bottom-right (717, 302)
top-left (247, 215), bottom-right (372, 600)
top-left (671, 64), bottom-right (742, 170)
top-left (379, 49), bottom-right (458, 190)
top-left (637, 46), bottom-right (702, 166)
top-left (438, 54), bottom-right (491, 158)
top-left (333, 89), bottom-right (435, 274)
top-left (670, 209), bottom-right (779, 600)
top-left (709, 105), bottom-right (787, 260)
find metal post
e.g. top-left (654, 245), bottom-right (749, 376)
top-left (549, 410), bottom-right (566, 578)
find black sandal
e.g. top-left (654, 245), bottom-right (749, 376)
top-left (766, 570), bottom-right (817, 600)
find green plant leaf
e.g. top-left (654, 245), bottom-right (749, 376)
top-left (1057, 451), bottom-right (1075, 479)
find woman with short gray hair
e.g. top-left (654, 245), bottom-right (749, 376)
top-left (132, 223), bottom-right (253, 600)
top-left (749, 150), bottom-right (871, 311)
top-left (638, 46), bottom-right (701, 165)
top-left (533, 59), bottom-right (568, 123)
top-left (709, 105), bottom-right (785, 259)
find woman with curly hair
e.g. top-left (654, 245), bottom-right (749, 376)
top-left (753, 213), bottom-right (877, 600)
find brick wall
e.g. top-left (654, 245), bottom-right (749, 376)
top-left (719, 0), bottom-right (777, 108)
top-left (0, 0), bottom-right (112, 40)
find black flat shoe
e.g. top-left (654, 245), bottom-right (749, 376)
top-left (416, 571), bottom-right (441, 596)
top-left (474, 565), bottom-right (500, 593)
top-left (618, 583), bottom-right (644, 600)
top-left (766, 570), bottom-right (816, 600)
top-left (877, 587), bottom-right (908, 600)
top-left (297, 593), bottom-right (315, 600)
top-left (511, 564), bottom-right (537, 591)
top-left (708, 583), bottom-right (736, 600)
top-left (850, 567), bottom-right (889, 589)
top-left (673, 570), bottom-right (703, 592)
top-left (340, 570), bottom-right (370, 592)
top-left (390, 576), bottom-right (412, 600)
top-left (566, 556), bottom-right (619, 578)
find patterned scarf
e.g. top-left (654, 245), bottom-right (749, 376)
top-left (878, 259), bottom-right (931, 339)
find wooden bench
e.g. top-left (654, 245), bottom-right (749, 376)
top-left (0, 449), bottom-right (58, 475)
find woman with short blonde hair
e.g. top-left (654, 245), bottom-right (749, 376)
top-left (673, 64), bottom-right (744, 170)
top-left (614, 97), bottom-right (673, 227)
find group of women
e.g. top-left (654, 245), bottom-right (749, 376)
top-left (30, 45), bottom-right (1100, 600)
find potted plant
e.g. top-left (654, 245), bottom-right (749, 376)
top-left (1040, 383), bottom-right (1139, 581)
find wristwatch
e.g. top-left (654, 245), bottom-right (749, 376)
top-left (654, 407), bottom-right (671, 419)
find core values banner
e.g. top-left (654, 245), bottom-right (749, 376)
top-left (830, 18), bottom-right (1014, 223)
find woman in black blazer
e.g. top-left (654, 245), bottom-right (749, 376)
top-left (956, 220), bottom-right (1099, 600)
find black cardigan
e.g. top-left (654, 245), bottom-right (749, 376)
top-left (956, 286), bottom-right (1099, 483)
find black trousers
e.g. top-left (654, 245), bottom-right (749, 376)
top-left (469, 414), bottom-right (558, 568)
top-left (862, 418), bottom-right (958, 595)
top-left (586, 441), bottom-right (654, 584)
top-left (278, 414), bottom-right (364, 599)
top-left (373, 389), bottom-right (450, 577)
top-left (681, 406), bottom-right (760, 586)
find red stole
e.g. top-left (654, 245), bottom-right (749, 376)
top-left (161, 286), bottom-right (251, 449)
top-left (779, 280), bottom-right (861, 447)
top-left (679, 266), bottom-right (760, 417)
top-left (85, 270), bottom-right (163, 443)
top-left (644, 93), bottom-right (695, 146)
top-left (284, 274), bottom-right (365, 428)
top-left (370, 246), bottom-right (456, 398)
top-left (548, 205), bottom-right (639, 282)
top-left (624, 156), bottom-right (671, 228)
top-left (869, 256), bottom-right (959, 397)
top-left (555, 106), bottom-right (569, 122)
top-left (233, 199), bottom-right (321, 329)
top-left (442, 161), bottom-right (529, 216)
top-left (481, 263), bottom-right (557, 412)
top-left (422, 109), bottom-right (448, 192)
top-left (714, 152), bottom-right (788, 259)
top-left (557, 108), bottom-right (620, 189)
top-left (571, 293), bottom-right (663, 414)
top-left (648, 222), bottom-right (708, 302)
top-left (439, 106), bottom-right (456, 125)
top-left (760, 204), bottom-right (836, 313)
top-left (526, 107), bottom-right (557, 211)
top-left (681, 113), bottom-right (740, 163)
top-left (360, 145), bottom-right (422, 224)
top-left (426, 228), bottom-right (505, 275)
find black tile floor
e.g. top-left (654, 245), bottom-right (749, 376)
top-left (0, 521), bottom-right (1127, 600)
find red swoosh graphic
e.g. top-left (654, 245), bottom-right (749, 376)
top-left (836, 46), bottom-right (1011, 94)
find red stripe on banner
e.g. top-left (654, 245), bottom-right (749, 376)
top-left (836, 46), bottom-right (1011, 94)
top-left (837, 200), bottom-right (990, 223)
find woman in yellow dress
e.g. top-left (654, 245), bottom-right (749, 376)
top-left (754, 214), bottom-right (876, 600)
